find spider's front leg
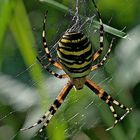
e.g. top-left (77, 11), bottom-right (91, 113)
top-left (20, 82), bottom-right (73, 133)
top-left (92, 0), bottom-right (104, 61)
top-left (36, 56), bottom-right (68, 79)
top-left (85, 79), bottom-right (132, 131)
top-left (42, 11), bottom-right (62, 70)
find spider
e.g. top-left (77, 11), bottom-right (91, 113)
top-left (21, 0), bottom-right (132, 133)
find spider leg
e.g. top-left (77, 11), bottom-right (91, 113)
top-left (38, 81), bottom-right (73, 133)
top-left (91, 0), bottom-right (104, 61)
top-left (91, 38), bottom-right (115, 71)
top-left (42, 11), bottom-right (62, 70)
top-left (20, 82), bottom-right (73, 132)
top-left (85, 79), bottom-right (132, 131)
top-left (37, 56), bottom-right (68, 79)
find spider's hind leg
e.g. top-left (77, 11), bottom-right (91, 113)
top-left (20, 82), bottom-right (73, 133)
top-left (85, 79), bottom-right (132, 131)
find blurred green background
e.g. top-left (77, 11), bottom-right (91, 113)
top-left (0, 0), bottom-right (140, 140)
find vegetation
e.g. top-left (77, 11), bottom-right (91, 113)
top-left (0, 0), bottom-right (140, 140)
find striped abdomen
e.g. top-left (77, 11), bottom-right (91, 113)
top-left (57, 32), bottom-right (93, 78)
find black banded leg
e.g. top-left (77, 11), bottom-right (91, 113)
top-left (91, 0), bottom-right (104, 61)
top-left (37, 56), bottom-right (68, 79)
top-left (91, 38), bottom-right (115, 71)
top-left (85, 79), bottom-right (132, 131)
top-left (39, 82), bottom-right (73, 133)
top-left (42, 11), bottom-right (62, 70)
top-left (20, 82), bottom-right (73, 132)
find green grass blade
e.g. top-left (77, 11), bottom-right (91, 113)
top-left (0, 0), bottom-right (12, 47)
top-left (40, 0), bottom-right (127, 38)
top-left (10, 0), bottom-right (46, 102)
top-left (0, 0), bottom-right (13, 69)
top-left (40, 0), bottom-right (70, 13)
top-left (92, 20), bottom-right (127, 38)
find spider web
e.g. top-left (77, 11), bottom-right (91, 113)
top-left (0, 0), bottom-right (128, 140)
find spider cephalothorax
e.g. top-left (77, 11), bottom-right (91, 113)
top-left (21, 0), bottom-right (132, 133)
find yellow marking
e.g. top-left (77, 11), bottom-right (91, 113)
top-left (115, 120), bottom-right (118, 124)
top-left (100, 62), bottom-right (103, 65)
top-left (71, 39), bottom-right (82, 43)
top-left (64, 32), bottom-right (80, 35)
top-left (52, 105), bottom-right (58, 111)
top-left (59, 38), bottom-right (88, 49)
top-left (113, 100), bottom-right (119, 105)
top-left (103, 57), bottom-right (106, 61)
top-left (56, 82), bottom-right (72, 103)
top-left (44, 112), bottom-right (50, 117)
top-left (65, 69), bottom-right (90, 78)
top-left (53, 62), bottom-right (62, 69)
top-left (57, 53), bottom-right (75, 63)
top-left (106, 95), bottom-right (111, 103)
top-left (127, 108), bottom-right (132, 111)
top-left (47, 58), bottom-right (63, 70)
top-left (61, 36), bottom-right (86, 44)
top-left (58, 42), bottom-right (71, 48)
top-left (44, 42), bottom-right (47, 46)
top-left (48, 114), bottom-right (53, 120)
top-left (106, 99), bottom-right (109, 103)
top-left (61, 39), bottom-right (71, 43)
top-left (58, 52), bottom-right (92, 63)
top-left (107, 95), bottom-right (111, 99)
top-left (91, 65), bottom-right (98, 71)
top-left (86, 80), bottom-right (107, 98)
top-left (42, 31), bottom-right (45, 37)
top-left (45, 48), bottom-right (49, 53)
top-left (93, 54), bottom-right (99, 60)
top-left (62, 74), bottom-right (69, 78)
top-left (51, 71), bottom-right (55, 75)
top-left (44, 123), bottom-right (47, 127)
top-left (59, 44), bottom-right (91, 56)
top-left (98, 89), bottom-right (104, 97)
top-left (110, 106), bottom-right (115, 112)
top-left (63, 59), bottom-right (92, 69)
top-left (100, 36), bottom-right (103, 42)
top-left (93, 48), bottom-right (103, 60)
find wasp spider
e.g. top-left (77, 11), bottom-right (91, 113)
top-left (21, 0), bottom-right (132, 133)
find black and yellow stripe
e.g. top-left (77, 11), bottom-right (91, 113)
top-left (85, 79), bottom-right (132, 131)
top-left (21, 82), bottom-right (73, 132)
top-left (36, 56), bottom-right (67, 79)
top-left (92, 0), bottom-right (104, 61)
top-left (20, 0), bottom-right (132, 134)
top-left (42, 11), bottom-right (62, 70)
top-left (39, 82), bottom-right (73, 133)
top-left (57, 32), bottom-right (93, 78)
